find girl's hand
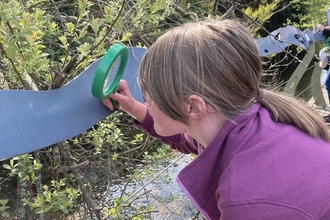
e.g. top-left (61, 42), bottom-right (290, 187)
top-left (102, 80), bottom-right (148, 123)
top-left (317, 24), bottom-right (325, 31)
top-left (102, 80), bottom-right (134, 111)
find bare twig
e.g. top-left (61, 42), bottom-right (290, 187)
top-left (58, 142), bottom-right (102, 220)
top-left (56, 160), bottom-right (90, 173)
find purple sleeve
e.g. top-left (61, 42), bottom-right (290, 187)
top-left (220, 203), bottom-right (312, 220)
top-left (133, 110), bottom-right (199, 154)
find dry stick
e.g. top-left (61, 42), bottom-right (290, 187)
top-left (122, 154), bottom-right (185, 205)
top-left (33, 150), bottom-right (44, 220)
top-left (164, 197), bottom-right (189, 220)
top-left (56, 160), bottom-right (90, 173)
top-left (58, 142), bottom-right (102, 220)
top-left (20, 72), bottom-right (45, 220)
top-left (0, 71), bottom-right (9, 89)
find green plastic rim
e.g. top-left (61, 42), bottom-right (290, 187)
top-left (326, 37), bottom-right (330, 48)
top-left (92, 43), bottom-right (129, 100)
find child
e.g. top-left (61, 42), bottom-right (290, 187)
top-left (317, 23), bottom-right (330, 124)
top-left (103, 19), bottom-right (330, 219)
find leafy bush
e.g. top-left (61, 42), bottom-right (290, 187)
top-left (0, 0), bottom-right (309, 218)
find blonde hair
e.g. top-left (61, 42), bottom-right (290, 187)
top-left (138, 19), bottom-right (330, 142)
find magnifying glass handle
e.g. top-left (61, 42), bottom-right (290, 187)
top-left (112, 99), bottom-right (119, 106)
top-left (111, 83), bottom-right (120, 106)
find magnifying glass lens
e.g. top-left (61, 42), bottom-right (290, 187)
top-left (92, 43), bottom-right (128, 100)
top-left (103, 55), bottom-right (121, 92)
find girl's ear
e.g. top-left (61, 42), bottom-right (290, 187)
top-left (186, 95), bottom-right (208, 120)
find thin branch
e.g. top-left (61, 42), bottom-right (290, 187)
top-left (58, 142), bottom-right (102, 220)
top-left (220, 4), bottom-right (235, 19)
top-left (60, 0), bottom-right (127, 86)
top-left (56, 160), bottom-right (90, 173)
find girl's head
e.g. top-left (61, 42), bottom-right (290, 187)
top-left (138, 19), bottom-right (262, 123)
top-left (138, 19), bottom-right (330, 142)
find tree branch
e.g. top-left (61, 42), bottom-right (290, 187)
top-left (58, 142), bottom-right (102, 220)
top-left (56, 160), bottom-right (90, 173)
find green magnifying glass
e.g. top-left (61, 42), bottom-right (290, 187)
top-left (326, 37), bottom-right (330, 48)
top-left (92, 43), bottom-right (129, 105)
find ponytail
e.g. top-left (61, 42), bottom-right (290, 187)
top-left (260, 90), bottom-right (330, 142)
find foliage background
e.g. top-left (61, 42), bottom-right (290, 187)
top-left (0, 0), bottom-right (328, 219)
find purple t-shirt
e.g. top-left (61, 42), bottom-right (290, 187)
top-left (135, 103), bottom-right (330, 219)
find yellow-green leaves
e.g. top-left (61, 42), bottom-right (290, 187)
top-left (78, 0), bottom-right (93, 21)
top-left (121, 32), bottom-right (132, 42)
top-left (243, 0), bottom-right (281, 34)
top-left (150, 0), bottom-right (170, 14)
top-left (0, 199), bottom-right (9, 217)
top-left (90, 17), bottom-right (104, 34)
top-left (59, 36), bottom-right (68, 50)
top-left (65, 22), bottom-right (75, 34)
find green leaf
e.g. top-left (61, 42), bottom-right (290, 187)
top-left (35, 208), bottom-right (43, 214)
top-left (43, 191), bottom-right (51, 202)
top-left (121, 32), bottom-right (132, 42)
top-left (112, 153), bottom-right (118, 161)
top-left (104, 6), bottom-right (112, 16)
top-left (0, 199), bottom-right (8, 206)
top-left (65, 22), bottom-right (75, 34)
top-left (78, 27), bottom-right (88, 39)
top-left (2, 164), bottom-right (11, 170)
top-left (59, 36), bottom-right (68, 48)
top-left (37, 194), bottom-right (44, 205)
top-left (5, 46), bottom-right (16, 59)
top-left (90, 17), bottom-right (103, 34)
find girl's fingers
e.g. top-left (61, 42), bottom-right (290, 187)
top-left (102, 98), bottom-right (115, 110)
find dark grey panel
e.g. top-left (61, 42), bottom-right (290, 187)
top-left (0, 47), bottom-right (146, 160)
